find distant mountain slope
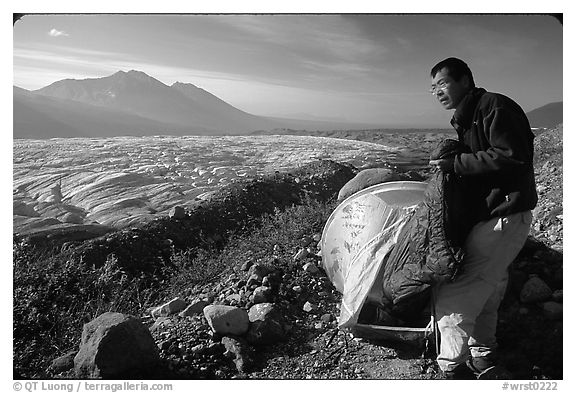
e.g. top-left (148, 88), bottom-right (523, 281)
top-left (13, 86), bottom-right (199, 139)
top-left (15, 69), bottom-right (439, 138)
top-left (526, 102), bottom-right (562, 128)
top-left (170, 81), bottom-right (282, 131)
top-left (32, 70), bottom-right (281, 134)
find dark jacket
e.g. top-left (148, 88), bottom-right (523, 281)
top-left (451, 87), bottom-right (538, 220)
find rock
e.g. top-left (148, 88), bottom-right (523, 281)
top-left (320, 313), bottom-right (334, 323)
top-left (74, 312), bottom-right (159, 378)
top-left (251, 286), bottom-right (271, 304)
top-left (179, 299), bottom-right (210, 317)
top-left (221, 336), bottom-right (253, 374)
top-left (169, 206), bottom-right (186, 219)
top-left (190, 344), bottom-right (206, 356)
top-left (158, 339), bottom-right (172, 352)
top-left (337, 168), bottom-right (408, 201)
top-left (519, 307), bottom-right (530, 315)
top-left (246, 273), bottom-right (262, 287)
top-left (246, 303), bottom-right (286, 345)
top-left (151, 297), bottom-right (188, 317)
top-left (541, 301), bottom-right (563, 320)
top-left (292, 285), bottom-right (303, 293)
top-left (203, 305), bottom-right (250, 335)
top-left (552, 289), bottom-right (563, 303)
top-left (240, 260), bottom-right (253, 272)
top-left (149, 317), bottom-right (174, 333)
top-left (47, 350), bottom-right (77, 374)
top-left (226, 293), bottom-right (242, 305)
top-left (293, 248), bottom-right (309, 261)
top-left (303, 262), bottom-right (320, 274)
top-left (303, 301), bottom-right (317, 313)
top-left (247, 263), bottom-right (273, 280)
top-left (551, 244), bottom-right (563, 253)
top-left (312, 233), bottom-right (322, 242)
top-left (520, 275), bottom-right (553, 303)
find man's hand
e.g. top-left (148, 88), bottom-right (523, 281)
top-left (429, 158), bottom-right (455, 173)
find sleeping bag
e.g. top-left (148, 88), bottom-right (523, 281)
top-left (378, 139), bottom-right (478, 321)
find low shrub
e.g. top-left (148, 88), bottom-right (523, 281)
top-left (13, 242), bottom-right (160, 378)
top-left (13, 196), bottom-right (339, 378)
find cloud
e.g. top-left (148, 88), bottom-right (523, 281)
top-left (48, 28), bottom-right (69, 37)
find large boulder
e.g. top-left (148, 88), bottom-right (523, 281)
top-left (203, 305), bottom-right (250, 335)
top-left (74, 312), bottom-right (159, 378)
top-left (337, 168), bottom-right (410, 201)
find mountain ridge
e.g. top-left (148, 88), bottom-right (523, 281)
top-left (14, 85), bottom-right (203, 138)
top-left (14, 70), bottom-right (563, 139)
top-left (33, 70), bottom-right (242, 130)
top-left (526, 101), bottom-right (562, 129)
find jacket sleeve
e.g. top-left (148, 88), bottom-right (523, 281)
top-left (454, 106), bottom-right (533, 176)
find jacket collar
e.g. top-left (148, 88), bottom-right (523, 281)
top-left (450, 87), bottom-right (486, 131)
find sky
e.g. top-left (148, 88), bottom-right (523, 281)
top-left (13, 13), bottom-right (562, 128)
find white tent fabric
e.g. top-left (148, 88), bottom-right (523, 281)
top-left (320, 181), bottom-right (427, 328)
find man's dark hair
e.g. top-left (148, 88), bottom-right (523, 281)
top-left (431, 57), bottom-right (475, 88)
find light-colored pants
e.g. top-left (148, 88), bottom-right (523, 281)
top-left (435, 211), bottom-right (533, 372)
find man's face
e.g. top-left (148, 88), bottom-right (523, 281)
top-left (430, 67), bottom-right (470, 110)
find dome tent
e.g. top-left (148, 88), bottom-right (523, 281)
top-left (321, 181), bottom-right (434, 343)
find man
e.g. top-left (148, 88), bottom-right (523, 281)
top-left (428, 57), bottom-right (538, 379)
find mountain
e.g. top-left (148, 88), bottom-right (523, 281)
top-left (15, 69), bottom-right (405, 139)
top-left (31, 70), bottom-right (281, 134)
top-left (526, 102), bottom-right (563, 128)
top-left (170, 81), bottom-right (281, 131)
top-left (13, 86), bottom-right (197, 139)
